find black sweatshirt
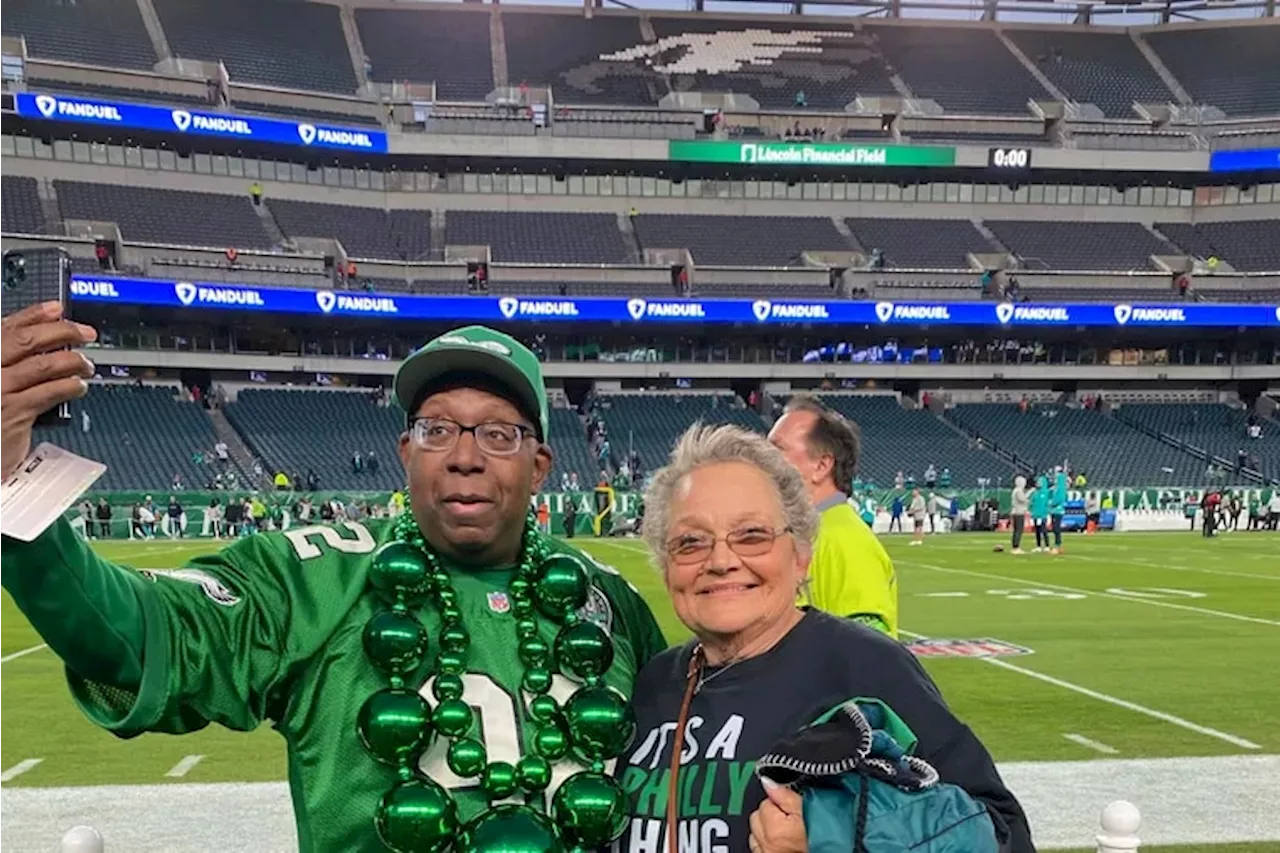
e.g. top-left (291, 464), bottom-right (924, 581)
top-left (612, 610), bottom-right (1035, 853)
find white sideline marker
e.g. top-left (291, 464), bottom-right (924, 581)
top-left (0, 643), bottom-right (48, 664)
top-left (165, 755), bottom-right (205, 778)
top-left (899, 630), bottom-right (1261, 750)
top-left (1, 758), bottom-right (43, 782)
top-left (1062, 733), bottom-right (1119, 755)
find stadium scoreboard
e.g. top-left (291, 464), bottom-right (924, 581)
top-left (988, 147), bottom-right (1033, 171)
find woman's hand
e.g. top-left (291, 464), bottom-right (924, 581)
top-left (748, 779), bottom-right (807, 853)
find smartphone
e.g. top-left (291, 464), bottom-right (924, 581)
top-left (1, 246), bottom-right (74, 427)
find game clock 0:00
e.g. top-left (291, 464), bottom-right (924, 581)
top-left (988, 147), bottom-right (1032, 170)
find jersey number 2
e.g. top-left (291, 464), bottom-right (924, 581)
top-left (283, 522), bottom-right (377, 559)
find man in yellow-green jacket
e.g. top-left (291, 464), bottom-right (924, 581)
top-left (769, 394), bottom-right (899, 637)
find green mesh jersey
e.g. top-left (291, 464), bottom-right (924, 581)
top-left (34, 518), bottom-right (667, 852)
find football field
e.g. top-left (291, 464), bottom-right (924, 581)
top-left (3, 529), bottom-right (1279, 852)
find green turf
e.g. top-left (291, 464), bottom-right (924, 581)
top-left (3, 530), bottom-right (1278, 850)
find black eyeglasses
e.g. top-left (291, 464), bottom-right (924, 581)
top-left (664, 526), bottom-right (792, 566)
top-left (408, 417), bottom-right (535, 457)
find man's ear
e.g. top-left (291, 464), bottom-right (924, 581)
top-left (813, 453), bottom-right (835, 484)
top-left (398, 431), bottom-right (412, 471)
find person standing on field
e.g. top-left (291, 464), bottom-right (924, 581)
top-left (1009, 474), bottom-right (1033, 554)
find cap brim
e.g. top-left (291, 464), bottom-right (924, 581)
top-left (395, 346), bottom-right (543, 439)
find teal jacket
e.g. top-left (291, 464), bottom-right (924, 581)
top-left (1030, 476), bottom-right (1050, 519)
top-left (1049, 472), bottom-right (1068, 514)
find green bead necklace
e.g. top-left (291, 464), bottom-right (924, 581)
top-left (358, 505), bottom-right (635, 853)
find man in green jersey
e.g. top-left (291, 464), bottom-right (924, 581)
top-left (1, 302), bottom-right (666, 852)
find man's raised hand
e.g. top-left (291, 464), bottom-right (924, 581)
top-left (1, 301), bottom-right (96, 480)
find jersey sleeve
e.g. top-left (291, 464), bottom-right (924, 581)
top-left (809, 522), bottom-right (899, 639)
top-left (577, 552), bottom-right (668, 667)
top-left (5, 517), bottom-right (378, 739)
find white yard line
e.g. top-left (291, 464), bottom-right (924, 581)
top-left (1062, 733), bottom-right (1119, 755)
top-left (164, 755), bottom-right (205, 778)
top-left (0, 759), bottom-right (43, 783)
top-left (897, 559), bottom-right (1280, 627)
top-left (1067, 551), bottom-right (1280, 583)
top-left (0, 644), bottom-right (48, 664)
top-left (898, 630), bottom-right (1261, 750)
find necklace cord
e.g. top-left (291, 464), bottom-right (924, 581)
top-left (667, 645), bottom-right (704, 853)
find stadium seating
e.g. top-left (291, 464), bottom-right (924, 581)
top-left (845, 218), bottom-right (994, 269)
top-left (1112, 403), bottom-right (1278, 481)
top-left (985, 220), bottom-right (1168, 271)
top-left (1008, 30), bottom-right (1175, 119)
top-left (947, 403), bottom-right (1205, 485)
top-left (224, 389), bottom-right (406, 492)
top-left (548, 407), bottom-right (598, 485)
top-left (445, 211), bottom-right (630, 264)
top-left (267, 200), bottom-right (431, 261)
top-left (596, 394), bottom-right (765, 474)
top-left (27, 79), bottom-right (214, 109)
top-left (817, 395), bottom-right (1014, 488)
top-left (631, 215), bottom-right (850, 266)
top-left (872, 26), bottom-right (1049, 115)
top-left (1154, 220), bottom-right (1280, 272)
top-left (504, 12), bottom-right (656, 106)
top-left (2, 0), bottom-right (157, 71)
top-left (31, 384), bottom-right (241, 491)
top-left (646, 18), bottom-right (895, 110)
top-left (2, 176), bottom-right (45, 235)
top-left (1145, 25), bottom-right (1280, 117)
top-left (55, 181), bottom-right (273, 250)
top-left (152, 0), bottom-right (357, 94)
top-left (357, 8), bottom-right (494, 101)
top-left (696, 282), bottom-right (837, 299)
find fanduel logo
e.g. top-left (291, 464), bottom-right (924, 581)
top-left (638, 301), bottom-right (705, 319)
top-left (874, 302), bottom-right (894, 323)
top-left (508, 299), bottom-right (580, 318)
top-left (333, 294), bottom-right (397, 313)
top-left (1011, 305), bottom-right (1071, 323)
top-left (1114, 304), bottom-right (1133, 325)
top-left (769, 303), bottom-right (829, 320)
top-left (887, 304), bottom-right (951, 322)
top-left (1128, 307), bottom-right (1187, 323)
top-left (627, 299), bottom-right (646, 321)
top-left (176, 284), bottom-right (265, 307)
top-left (173, 113), bottom-right (252, 135)
top-left (38, 97), bottom-right (122, 122)
top-left (69, 279), bottom-right (120, 298)
top-left (298, 124), bottom-right (317, 145)
top-left (995, 303), bottom-right (1015, 325)
top-left (316, 291), bottom-right (336, 313)
top-left (753, 300), bottom-right (772, 322)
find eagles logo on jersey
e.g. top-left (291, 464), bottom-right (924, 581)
top-left (138, 568), bottom-right (241, 606)
top-left (577, 583), bottom-right (614, 633)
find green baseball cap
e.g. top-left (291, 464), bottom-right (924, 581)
top-left (393, 326), bottom-right (549, 441)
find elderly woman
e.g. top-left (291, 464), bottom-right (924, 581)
top-left (618, 424), bottom-right (1033, 853)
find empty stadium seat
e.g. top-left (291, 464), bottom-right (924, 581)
top-left (645, 18), bottom-right (895, 110)
top-left (268, 200), bottom-right (431, 261)
top-left (872, 26), bottom-right (1049, 115)
top-left (632, 215), bottom-right (850, 266)
top-left (548, 408), bottom-right (598, 485)
top-left (1145, 25), bottom-right (1280, 117)
top-left (153, 0), bottom-right (357, 93)
top-left (818, 396), bottom-right (1013, 488)
top-left (597, 394), bottom-right (765, 475)
top-left (1008, 30), bottom-right (1174, 119)
top-left (445, 211), bottom-right (629, 264)
top-left (55, 181), bottom-right (273, 250)
top-left (947, 403), bottom-right (1204, 485)
top-left (32, 385), bottom-right (243, 491)
top-left (357, 8), bottom-right (494, 101)
top-left (1113, 403), bottom-right (1278, 482)
top-left (3, 0), bottom-right (156, 71)
top-left (225, 389), bottom-right (406, 492)
top-left (985, 220), bottom-right (1167, 271)
top-left (2, 176), bottom-right (45, 235)
top-left (504, 12), bottom-right (658, 106)
top-left (845, 218), bottom-right (994, 269)
top-left (1154, 220), bottom-right (1280, 272)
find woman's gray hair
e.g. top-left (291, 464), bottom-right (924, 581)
top-left (641, 423), bottom-right (820, 568)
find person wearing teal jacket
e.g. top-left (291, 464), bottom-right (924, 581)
top-left (1030, 474), bottom-right (1050, 551)
top-left (1049, 468), bottom-right (1069, 553)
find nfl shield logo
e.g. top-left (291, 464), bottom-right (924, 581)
top-left (487, 591), bottom-right (511, 614)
